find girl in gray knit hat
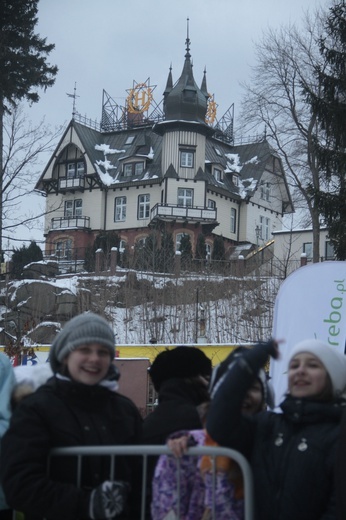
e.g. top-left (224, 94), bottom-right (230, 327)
top-left (0, 312), bottom-right (143, 520)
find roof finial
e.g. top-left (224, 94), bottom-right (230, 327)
top-left (66, 82), bottom-right (80, 119)
top-left (185, 17), bottom-right (191, 57)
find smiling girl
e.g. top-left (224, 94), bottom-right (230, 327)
top-left (0, 313), bottom-right (142, 520)
top-left (206, 338), bottom-right (346, 520)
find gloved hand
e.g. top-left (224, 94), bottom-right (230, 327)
top-left (89, 480), bottom-right (130, 519)
top-left (256, 338), bottom-right (280, 360)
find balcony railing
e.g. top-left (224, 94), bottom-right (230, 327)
top-left (150, 203), bottom-right (217, 222)
top-left (50, 216), bottom-right (90, 230)
top-left (59, 176), bottom-right (85, 190)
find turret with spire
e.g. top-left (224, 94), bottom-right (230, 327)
top-left (163, 19), bottom-right (209, 124)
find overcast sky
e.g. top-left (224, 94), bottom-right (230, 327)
top-left (15, 0), bottom-right (328, 252)
top-left (30, 0), bottom-right (329, 130)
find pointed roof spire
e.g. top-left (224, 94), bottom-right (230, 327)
top-left (162, 21), bottom-right (208, 124)
top-left (163, 63), bottom-right (173, 97)
top-left (185, 18), bottom-right (191, 58)
top-left (200, 66), bottom-right (208, 97)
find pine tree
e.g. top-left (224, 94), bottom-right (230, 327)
top-left (0, 0), bottom-right (58, 258)
top-left (160, 231), bottom-right (175, 273)
top-left (179, 234), bottom-right (193, 269)
top-left (212, 235), bottom-right (225, 261)
top-left (11, 240), bottom-right (42, 279)
top-left (84, 231), bottom-right (120, 271)
top-left (0, 0), bottom-right (58, 111)
top-left (195, 233), bottom-right (207, 261)
top-left (143, 232), bottom-right (160, 272)
top-left (305, 2), bottom-right (346, 259)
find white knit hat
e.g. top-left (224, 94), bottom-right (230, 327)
top-left (288, 339), bottom-right (346, 398)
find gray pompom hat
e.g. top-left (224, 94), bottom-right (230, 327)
top-left (50, 313), bottom-right (115, 374)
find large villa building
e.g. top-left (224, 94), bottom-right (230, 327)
top-left (35, 34), bottom-right (294, 266)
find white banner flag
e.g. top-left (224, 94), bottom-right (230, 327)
top-left (270, 261), bottom-right (346, 407)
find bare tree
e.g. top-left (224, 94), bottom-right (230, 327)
top-left (238, 8), bottom-right (329, 262)
top-left (2, 105), bottom-right (62, 258)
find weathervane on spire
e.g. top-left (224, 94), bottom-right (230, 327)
top-left (185, 17), bottom-right (191, 56)
top-left (66, 82), bottom-right (80, 118)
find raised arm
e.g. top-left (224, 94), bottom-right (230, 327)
top-left (206, 340), bottom-right (279, 455)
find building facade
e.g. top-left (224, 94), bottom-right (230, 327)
top-left (273, 228), bottom-right (335, 265)
top-left (35, 35), bottom-right (293, 266)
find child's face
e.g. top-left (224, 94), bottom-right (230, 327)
top-left (63, 343), bottom-right (111, 385)
top-left (241, 379), bottom-right (264, 415)
top-left (288, 353), bottom-right (330, 399)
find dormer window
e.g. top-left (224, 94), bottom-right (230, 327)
top-left (135, 162), bottom-right (144, 175)
top-left (124, 164), bottom-right (132, 176)
top-left (123, 161), bottom-right (144, 177)
top-left (180, 150), bottom-right (194, 168)
top-left (233, 174), bottom-right (239, 186)
top-left (213, 168), bottom-right (222, 182)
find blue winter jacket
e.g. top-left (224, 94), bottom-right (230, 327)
top-left (0, 352), bottom-right (16, 510)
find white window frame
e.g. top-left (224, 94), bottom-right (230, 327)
top-left (135, 162), bottom-right (144, 175)
top-left (67, 161), bottom-right (85, 178)
top-left (138, 194), bottom-right (150, 219)
top-left (119, 239), bottom-right (127, 253)
top-left (233, 175), bottom-right (239, 186)
top-left (67, 163), bottom-right (75, 179)
top-left (325, 241), bottom-right (335, 260)
top-left (260, 216), bottom-right (270, 241)
top-left (56, 241), bottom-right (63, 258)
top-left (208, 199), bottom-right (216, 209)
top-left (260, 182), bottom-right (271, 202)
top-left (213, 168), bottom-right (222, 182)
top-left (64, 200), bottom-right (73, 217)
top-left (114, 196), bottom-right (127, 222)
top-left (74, 199), bottom-right (82, 217)
top-left (180, 150), bottom-right (194, 168)
top-left (124, 164), bottom-right (133, 177)
top-left (55, 239), bottom-right (72, 259)
top-left (303, 242), bottom-right (313, 259)
top-left (176, 232), bottom-right (190, 251)
top-left (76, 161), bottom-right (85, 177)
top-left (64, 199), bottom-right (82, 217)
top-left (178, 188), bottom-right (193, 207)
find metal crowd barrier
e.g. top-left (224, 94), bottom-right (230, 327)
top-left (45, 445), bottom-right (254, 520)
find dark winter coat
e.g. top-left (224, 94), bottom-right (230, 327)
top-left (0, 376), bottom-right (143, 520)
top-left (335, 408), bottom-right (346, 520)
top-left (142, 377), bottom-right (206, 445)
top-left (207, 342), bottom-right (344, 520)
